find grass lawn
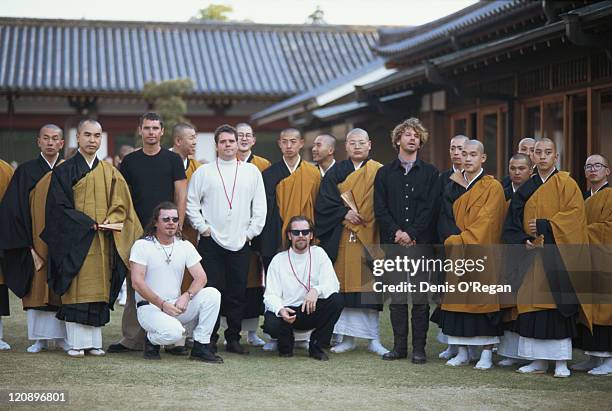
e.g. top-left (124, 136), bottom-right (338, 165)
top-left (1, 294), bottom-right (611, 410)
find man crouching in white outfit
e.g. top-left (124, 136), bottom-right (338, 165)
top-left (130, 201), bottom-right (222, 363)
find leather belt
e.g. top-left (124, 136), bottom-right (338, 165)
top-left (136, 301), bottom-right (150, 308)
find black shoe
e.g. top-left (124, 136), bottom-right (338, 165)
top-left (279, 352), bottom-right (294, 358)
top-left (308, 343), bottom-right (329, 361)
top-left (382, 350), bottom-right (408, 361)
top-left (190, 341), bottom-right (223, 364)
top-left (411, 350), bottom-right (427, 364)
top-left (143, 337), bottom-right (160, 360)
top-left (226, 340), bottom-right (249, 355)
top-left (164, 345), bottom-right (189, 356)
top-left (107, 342), bottom-right (131, 353)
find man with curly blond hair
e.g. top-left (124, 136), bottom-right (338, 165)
top-left (374, 118), bottom-right (440, 363)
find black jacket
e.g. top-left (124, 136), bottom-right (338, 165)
top-left (374, 157), bottom-right (439, 245)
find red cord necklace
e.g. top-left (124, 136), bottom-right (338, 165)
top-left (287, 247), bottom-right (311, 292)
top-left (216, 158), bottom-right (239, 211)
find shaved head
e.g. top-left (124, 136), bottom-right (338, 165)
top-left (586, 154), bottom-right (609, 168)
top-left (39, 124), bottom-right (63, 139)
top-left (451, 134), bottom-right (469, 144)
top-left (77, 119), bottom-right (102, 134)
top-left (535, 137), bottom-right (556, 153)
top-left (464, 139), bottom-right (485, 155)
top-left (347, 128), bottom-right (369, 141)
top-left (518, 137), bottom-right (536, 147)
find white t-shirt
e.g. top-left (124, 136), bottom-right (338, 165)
top-left (129, 237), bottom-right (202, 303)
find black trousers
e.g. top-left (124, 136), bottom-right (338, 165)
top-left (197, 236), bottom-right (251, 343)
top-left (389, 303), bottom-right (430, 354)
top-left (263, 293), bottom-right (344, 354)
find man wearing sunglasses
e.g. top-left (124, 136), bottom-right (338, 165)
top-left (130, 202), bottom-right (222, 363)
top-left (263, 216), bottom-right (343, 360)
top-left (572, 154), bottom-right (612, 375)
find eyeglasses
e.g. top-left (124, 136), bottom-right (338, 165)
top-left (161, 217), bottom-right (179, 223)
top-left (584, 163), bottom-right (608, 172)
top-left (347, 141), bottom-right (368, 148)
top-left (290, 229), bottom-right (311, 236)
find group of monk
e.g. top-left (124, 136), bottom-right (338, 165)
top-left (0, 114), bottom-right (609, 378)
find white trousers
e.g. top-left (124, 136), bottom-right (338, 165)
top-left (497, 330), bottom-right (521, 359)
top-left (27, 310), bottom-right (67, 340)
top-left (137, 288), bottom-right (221, 346)
top-left (517, 336), bottom-right (572, 360)
top-left (220, 316), bottom-right (259, 333)
top-left (65, 322), bottom-right (102, 350)
top-left (447, 335), bottom-right (500, 346)
top-left (333, 308), bottom-right (380, 339)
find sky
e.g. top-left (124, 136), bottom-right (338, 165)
top-left (0, 0), bottom-right (477, 26)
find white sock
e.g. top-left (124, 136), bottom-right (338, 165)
top-left (247, 331), bottom-right (265, 346)
top-left (262, 339), bottom-right (277, 352)
top-left (518, 359), bottom-right (548, 374)
top-left (0, 339), bottom-right (10, 350)
top-left (588, 357), bottom-right (612, 375)
top-left (331, 336), bottom-right (356, 353)
top-left (497, 357), bottom-right (518, 366)
top-left (27, 340), bottom-right (48, 353)
top-left (554, 360), bottom-right (570, 377)
top-left (367, 339), bottom-right (390, 356)
top-left (474, 349), bottom-right (493, 370)
top-left (439, 345), bottom-right (458, 359)
top-left (330, 333), bottom-right (343, 346)
top-left (570, 355), bottom-right (602, 371)
top-left (446, 346), bottom-right (469, 366)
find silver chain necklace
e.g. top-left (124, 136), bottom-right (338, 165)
top-left (155, 236), bottom-right (175, 264)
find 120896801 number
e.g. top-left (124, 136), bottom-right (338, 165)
top-left (2, 391), bottom-right (68, 404)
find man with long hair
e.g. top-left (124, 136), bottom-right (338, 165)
top-left (130, 201), bottom-right (222, 363)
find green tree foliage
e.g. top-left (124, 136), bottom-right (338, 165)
top-left (141, 78), bottom-right (193, 147)
top-left (306, 6), bottom-right (326, 25)
top-left (193, 4), bottom-right (233, 21)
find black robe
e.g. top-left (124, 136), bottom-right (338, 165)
top-left (259, 160), bottom-right (293, 261)
top-left (0, 155), bottom-right (53, 298)
top-left (42, 152), bottom-right (125, 327)
top-left (314, 159), bottom-right (357, 262)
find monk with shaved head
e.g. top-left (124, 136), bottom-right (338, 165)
top-left (436, 139), bottom-right (507, 370)
top-left (503, 138), bottom-right (592, 378)
top-left (0, 124), bottom-right (67, 353)
top-left (572, 154), bottom-right (612, 375)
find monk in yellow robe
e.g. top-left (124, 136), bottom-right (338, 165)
top-left (260, 128), bottom-right (320, 268)
top-left (316, 128), bottom-right (388, 356)
top-left (42, 120), bottom-right (141, 357)
top-left (436, 140), bottom-right (506, 370)
top-left (259, 128), bottom-right (320, 351)
top-left (0, 158), bottom-right (14, 349)
top-left (572, 154), bottom-right (612, 375)
top-left (503, 138), bottom-right (591, 378)
top-left (0, 124), bottom-right (68, 353)
top-left (235, 122), bottom-right (271, 346)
